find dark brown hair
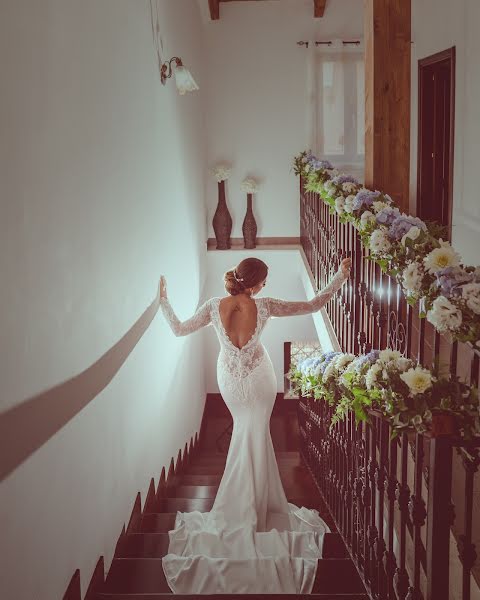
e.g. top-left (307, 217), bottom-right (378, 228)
top-left (224, 257), bottom-right (268, 296)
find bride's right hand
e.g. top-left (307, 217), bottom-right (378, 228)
top-left (340, 258), bottom-right (352, 277)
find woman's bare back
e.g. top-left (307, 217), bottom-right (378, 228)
top-left (218, 295), bottom-right (258, 350)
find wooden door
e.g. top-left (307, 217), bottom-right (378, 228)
top-left (417, 48), bottom-right (455, 236)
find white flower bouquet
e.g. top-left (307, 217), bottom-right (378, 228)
top-left (241, 177), bottom-right (259, 194)
top-left (211, 164), bottom-right (231, 183)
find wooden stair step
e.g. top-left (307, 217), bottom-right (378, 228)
top-left (139, 513), bottom-right (176, 533)
top-left (96, 594), bottom-right (369, 599)
top-left (312, 559), bottom-right (365, 594)
top-left (156, 497), bottom-right (214, 512)
top-left (116, 532), bottom-right (348, 559)
top-left (102, 558), bottom-right (364, 594)
top-left (185, 464), bottom-right (307, 475)
top-left (166, 485), bottom-right (218, 499)
top-left (179, 474), bottom-right (222, 486)
top-left (96, 594), bottom-right (368, 599)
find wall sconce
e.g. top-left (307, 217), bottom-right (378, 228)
top-left (160, 57), bottom-right (199, 95)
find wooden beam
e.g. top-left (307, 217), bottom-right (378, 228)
top-left (314, 0), bottom-right (327, 17)
top-left (209, 0), bottom-right (220, 20)
top-left (364, 0), bottom-right (411, 212)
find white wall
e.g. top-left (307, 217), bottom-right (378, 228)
top-left (0, 1), bottom-right (207, 599)
top-left (203, 248), bottom-right (338, 393)
top-left (203, 0), bottom-right (364, 239)
top-left (410, 0), bottom-right (480, 265)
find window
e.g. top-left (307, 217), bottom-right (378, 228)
top-left (313, 48), bottom-right (365, 176)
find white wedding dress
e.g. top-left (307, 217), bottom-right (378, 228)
top-left (158, 270), bottom-right (347, 594)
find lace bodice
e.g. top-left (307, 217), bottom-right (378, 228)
top-left (159, 270), bottom-right (347, 378)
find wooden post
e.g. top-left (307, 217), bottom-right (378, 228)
top-left (364, 0), bottom-right (411, 212)
top-left (426, 436), bottom-right (453, 600)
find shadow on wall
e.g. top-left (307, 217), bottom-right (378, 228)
top-left (0, 289), bottom-right (163, 483)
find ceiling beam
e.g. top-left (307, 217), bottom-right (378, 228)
top-left (314, 0), bottom-right (327, 18)
top-left (209, 0), bottom-right (220, 20)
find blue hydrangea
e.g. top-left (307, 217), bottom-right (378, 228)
top-left (389, 215), bottom-right (427, 240)
top-left (332, 174), bottom-right (359, 186)
top-left (376, 206), bottom-right (401, 226)
top-left (312, 159), bottom-right (333, 170)
top-left (435, 267), bottom-right (474, 298)
top-left (354, 350), bottom-right (380, 372)
top-left (352, 190), bottom-right (381, 211)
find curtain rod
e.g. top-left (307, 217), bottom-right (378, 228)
top-left (297, 40), bottom-right (361, 47)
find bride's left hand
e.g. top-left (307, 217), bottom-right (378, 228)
top-left (158, 275), bottom-right (167, 299)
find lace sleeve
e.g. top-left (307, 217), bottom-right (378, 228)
top-left (265, 270), bottom-right (348, 318)
top-left (159, 297), bottom-right (212, 337)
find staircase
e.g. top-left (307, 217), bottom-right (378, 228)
top-left (81, 398), bottom-right (368, 600)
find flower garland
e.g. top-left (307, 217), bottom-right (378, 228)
top-left (293, 151), bottom-right (480, 346)
top-left (211, 164), bottom-right (231, 182)
top-left (289, 351), bottom-right (479, 439)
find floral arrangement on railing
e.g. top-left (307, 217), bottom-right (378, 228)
top-left (289, 350), bottom-right (479, 440)
top-left (293, 151), bottom-right (480, 346)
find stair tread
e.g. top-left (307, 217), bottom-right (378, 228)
top-left (104, 558), bottom-right (364, 594)
top-left (97, 594), bottom-right (368, 599)
top-left (117, 531), bottom-right (347, 559)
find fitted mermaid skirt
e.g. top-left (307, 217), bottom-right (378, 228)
top-left (161, 351), bottom-right (330, 594)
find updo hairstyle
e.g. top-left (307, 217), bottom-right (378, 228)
top-left (224, 258), bottom-right (268, 296)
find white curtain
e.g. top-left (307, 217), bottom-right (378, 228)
top-left (305, 39), bottom-right (365, 180)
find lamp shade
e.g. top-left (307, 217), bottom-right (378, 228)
top-left (174, 65), bottom-right (199, 95)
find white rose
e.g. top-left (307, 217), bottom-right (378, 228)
top-left (424, 240), bottom-right (461, 274)
top-left (401, 226), bottom-right (421, 246)
top-left (372, 200), bottom-right (389, 214)
top-left (323, 361), bottom-right (337, 382)
top-left (402, 262), bottom-right (424, 294)
top-left (335, 196), bottom-right (346, 215)
top-left (365, 363), bottom-right (382, 390)
top-left (324, 180), bottom-right (335, 194)
top-left (379, 349), bottom-right (402, 364)
top-left (344, 195), bottom-right (355, 213)
top-left (427, 295), bottom-right (462, 332)
top-left (400, 366), bottom-right (433, 395)
top-left (359, 210), bottom-right (375, 230)
top-left (461, 282), bottom-right (480, 314)
top-left (342, 182), bottom-right (357, 194)
top-left (369, 228), bottom-right (391, 254)
top-left (335, 353), bottom-right (355, 372)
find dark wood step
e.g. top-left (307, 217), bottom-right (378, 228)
top-left (116, 532), bottom-right (348, 559)
top-left (96, 594), bottom-right (368, 599)
top-left (185, 463), bottom-right (308, 476)
top-left (312, 559), bottom-right (365, 594)
top-left (103, 558), bottom-right (364, 594)
top-left (179, 474), bottom-right (222, 486)
top-left (139, 513), bottom-right (176, 533)
top-left (156, 497), bottom-right (214, 512)
top-left (166, 485), bottom-right (218, 499)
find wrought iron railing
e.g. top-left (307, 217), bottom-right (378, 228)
top-left (299, 181), bottom-right (480, 600)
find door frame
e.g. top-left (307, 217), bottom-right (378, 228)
top-left (417, 46), bottom-right (456, 238)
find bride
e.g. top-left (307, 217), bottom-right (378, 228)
top-left (158, 256), bottom-right (351, 594)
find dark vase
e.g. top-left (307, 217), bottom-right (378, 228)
top-left (212, 180), bottom-right (232, 250)
top-left (242, 193), bottom-right (257, 249)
